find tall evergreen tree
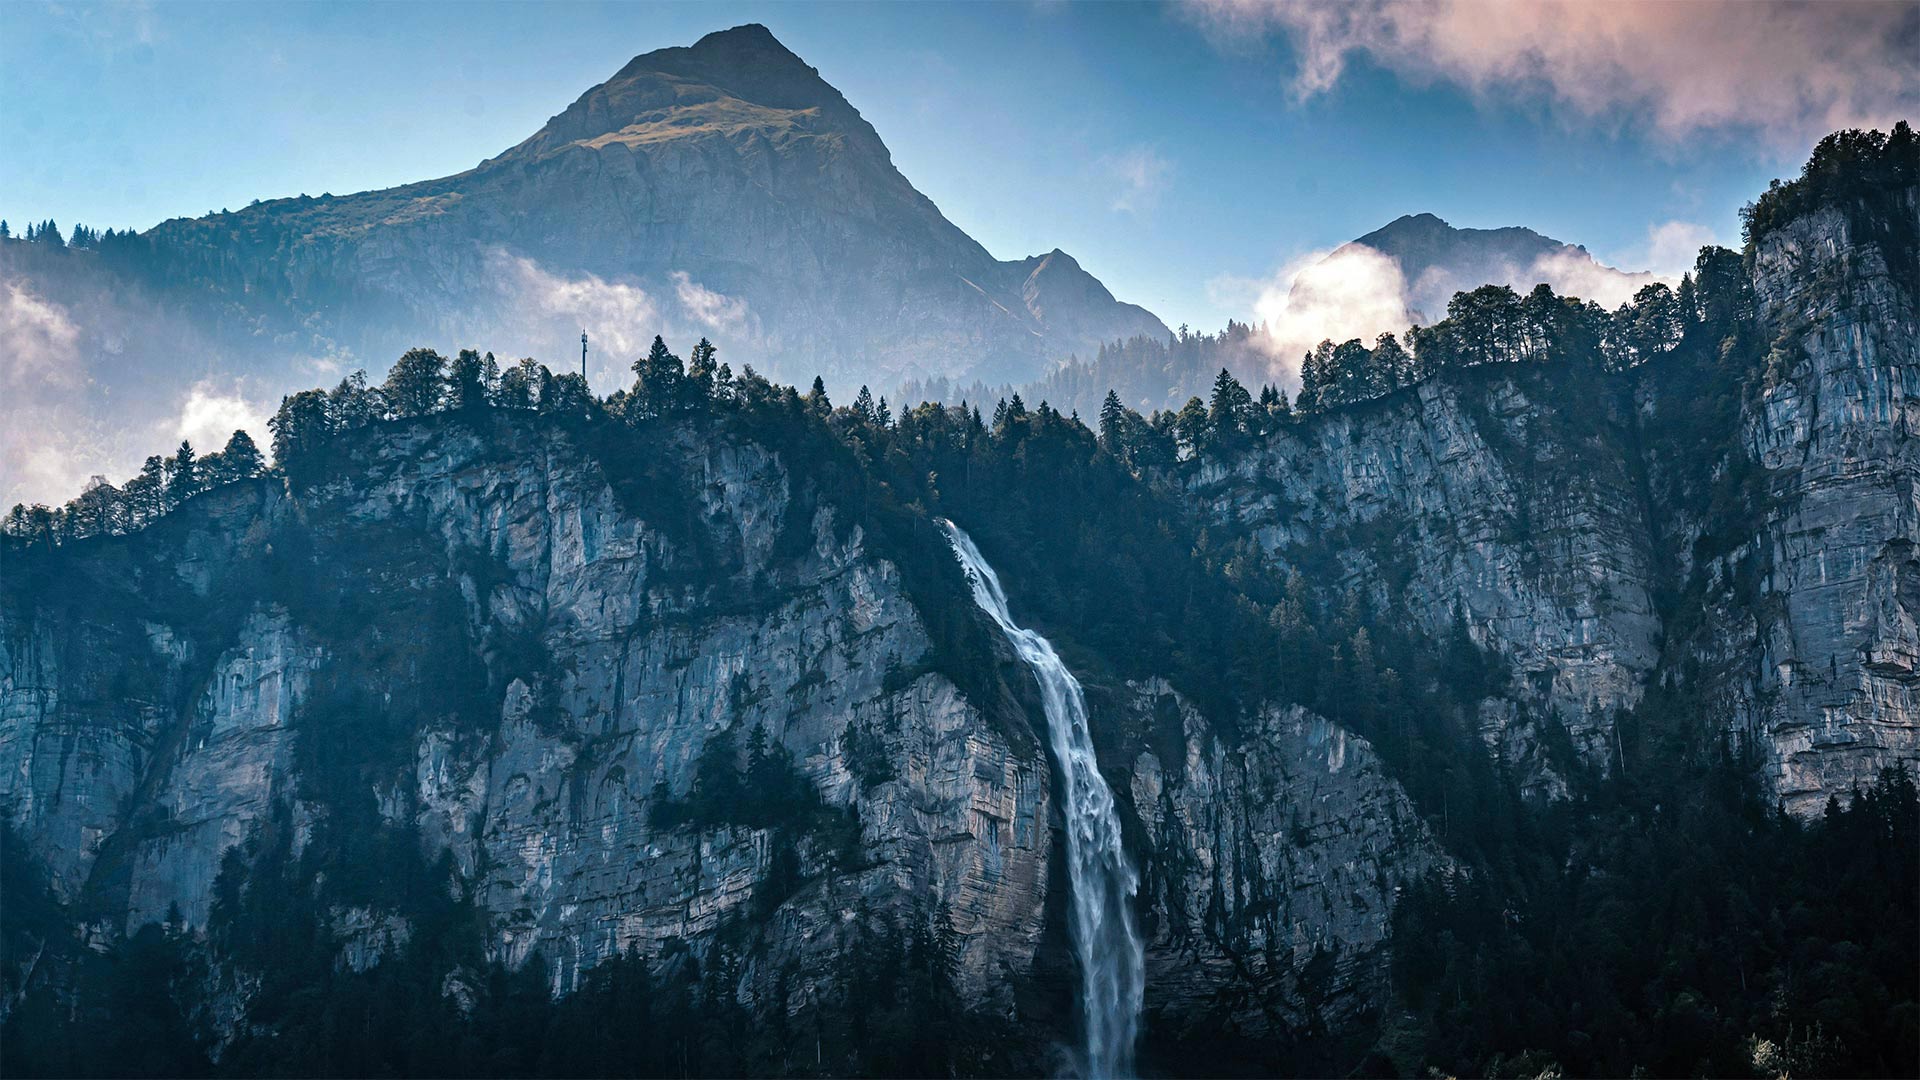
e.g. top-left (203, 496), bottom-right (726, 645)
top-left (1207, 368), bottom-right (1253, 442)
top-left (686, 338), bottom-right (718, 403)
top-left (382, 348), bottom-right (447, 417)
top-left (218, 429), bottom-right (265, 481)
top-left (446, 349), bottom-right (490, 411)
top-left (269, 389), bottom-right (335, 483)
top-left (163, 442), bottom-right (198, 507)
top-left (805, 376), bottom-right (831, 417)
top-left (1098, 390), bottom-right (1126, 451)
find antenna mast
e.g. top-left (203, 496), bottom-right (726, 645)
top-left (581, 330), bottom-right (589, 382)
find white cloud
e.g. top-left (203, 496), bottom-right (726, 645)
top-left (0, 281), bottom-right (82, 390)
top-left (1520, 250), bottom-right (1653, 310)
top-left (489, 249), bottom-right (660, 368)
top-left (1190, 0), bottom-right (1919, 149)
top-left (173, 380), bottom-right (271, 458)
top-left (0, 281), bottom-right (104, 507)
top-left (1102, 145), bottom-right (1174, 214)
top-left (1212, 243), bottom-right (1413, 380)
top-left (671, 271), bottom-right (753, 337)
top-left (1634, 220), bottom-right (1720, 281)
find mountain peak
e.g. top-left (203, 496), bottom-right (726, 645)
top-left (614, 22), bottom-right (823, 103)
top-left (509, 23), bottom-right (870, 163)
top-left (688, 22), bottom-right (787, 54)
top-left (1332, 211), bottom-right (1655, 319)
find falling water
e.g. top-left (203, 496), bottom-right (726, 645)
top-left (942, 520), bottom-right (1145, 1079)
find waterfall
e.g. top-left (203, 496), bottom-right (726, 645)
top-left (942, 520), bottom-right (1145, 1079)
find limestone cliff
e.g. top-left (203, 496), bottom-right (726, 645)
top-left (0, 411), bottom-right (1428, 1054)
top-left (1191, 191), bottom-right (1918, 812)
top-left (1702, 196), bottom-right (1920, 812)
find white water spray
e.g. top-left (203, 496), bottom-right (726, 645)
top-left (942, 520), bottom-right (1145, 1079)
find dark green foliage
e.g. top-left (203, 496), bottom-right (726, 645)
top-left (382, 346), bottom-right (447, 417)
top-left (842, 718), bottom-right (896, 788)
top-left (1390, 767), bottom-right (1920, 1079)
top-left (1, 921), bottom-right (214, 1078)
top-left (163, 440), bottom-right (199, 508)
top-left (8, 818), bottom-right (1016, 1078)
top-left (1743, 122), bottom-right (1917, 260)
top-left (206, 429), bottom-right (265, 486)
top-left (0, 821), bottom-right (64, 1011)
top-left (446, 348), bottom-right (492, 411)
top-left (629, 335), bottom-right (689, 418)
top-left (647, 726), bottom-right (835, 834)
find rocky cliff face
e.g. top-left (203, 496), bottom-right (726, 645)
top-left (1193, 367), bottom-right (1659, 791)
top-left (1193, 194), bottom-right (1919, 812)
top-left (0, 412), bottom-right (1429, 1047)
top-left (1701, 198), bottom-right (1920, 812)
top-left (1, 418), bottom-right (1040, 1009)
top-left (1124, 681), bottom-right (1438, 1039)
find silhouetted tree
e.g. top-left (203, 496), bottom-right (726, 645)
top-left (383, 348), bottom-right (447, 417)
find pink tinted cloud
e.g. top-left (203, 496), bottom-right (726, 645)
top-left (1192, 0), bottom-right (1918, 148)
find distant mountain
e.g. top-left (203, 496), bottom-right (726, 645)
top-left (0, 24), bottom-right (1165, 504)
top-left (196, 21), bottom-right (1162, 385)
top-left (900, 214), bottom-right (1661, 420)
top-left (1346, 212), bottom-right (1656, 322)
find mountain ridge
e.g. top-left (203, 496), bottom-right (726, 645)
top-left (0, 24), bottom-right (1168, 507)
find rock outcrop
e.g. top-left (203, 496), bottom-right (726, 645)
top-left (1193, 366), bottom-right (1660, 788)
top-left (1125, 681), bottom-right (1439, 1038)
top-left (1192, 192), bottom-right (1919, 812)
top-left (1703, 199), bottom-right (1920, 812)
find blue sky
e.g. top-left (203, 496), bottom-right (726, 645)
top-left (6, 0), bottom-right (1894, 333)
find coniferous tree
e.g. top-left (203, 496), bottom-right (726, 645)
top-left (218, 429), bottom-right (265, 482)
top-left (162, 442), bottom-right (198, 507)
top-left (805, 376), bottom-right (832, 417)
top-left (1173, 396), bottom-right (1210, 457)
top-left (1098, 390), bottom-right (1126, 451)
top-left (1620, 282), bottom-right (1684, 363)
top-left (132, 456), bottom-right (168, 523)
top-left (382, 348), bottom-right (447, 417)
top-left (328, 371), bottom-right (379, 430)
top-left (446, 348), bottom-right (490, 411)
top-left (631, 336), bottom-right (687, 418)
top-left (1296, 347), bottom-right (1327, 413)
top-left (1328, 338), bottom-right (1375, 403)
top-left (686, 338), bottom-right (718, 403)
top-left (269, 389), bottom-right (334, 483)
top-left (1208, 368), bottom-right (1253, 444)
top-left (1372, 332), bottom-right (1412, 388)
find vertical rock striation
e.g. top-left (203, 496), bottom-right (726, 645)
top-left (1707, 199), bottom-right (1920, 812)
top-left (1191, 192), bottom-right (1919, 812)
